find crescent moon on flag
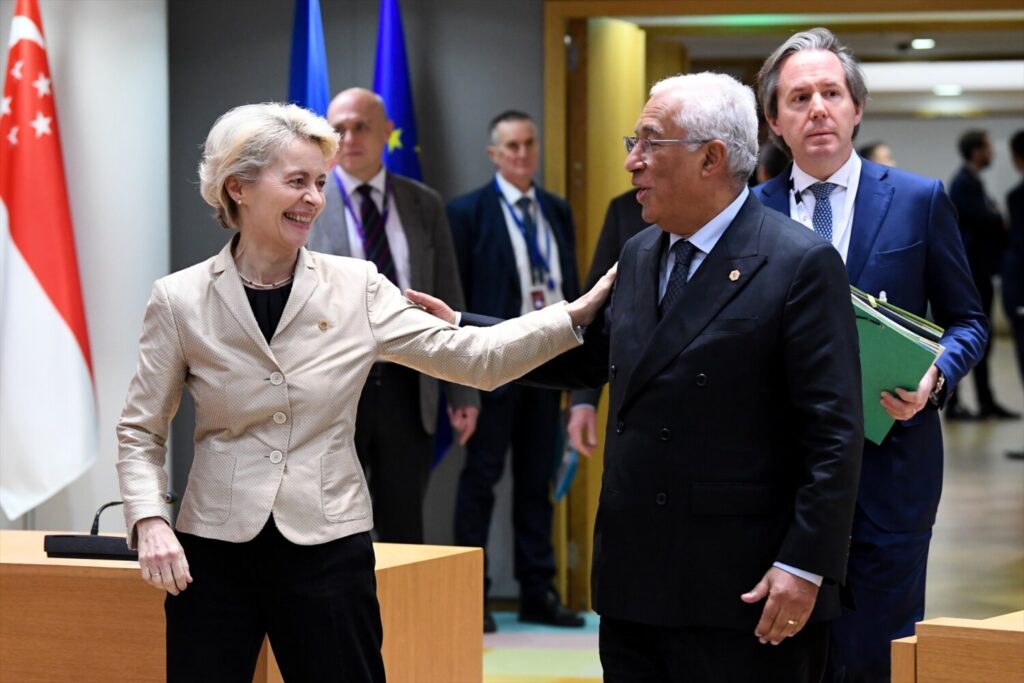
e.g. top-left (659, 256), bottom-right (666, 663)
top-left (9, 15), bottom-right (46, 50)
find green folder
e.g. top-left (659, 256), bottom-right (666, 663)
top-left (851, 287), bottom-right (945, 445)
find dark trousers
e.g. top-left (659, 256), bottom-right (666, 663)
top-left (1003, 256), bottom-right (1024, 387)
top-left (828, 510), bottom-right (932, 683)
top-left (599, 616), bottom-right (829, 683)
top-left (949, 268), bottom-right (996, 409)
top-left (355, 362), bottom-right (433, 543)
top-left (166, 520), bottom-right (385, 683)
top-left (454, 384), bottom-right (561, 600)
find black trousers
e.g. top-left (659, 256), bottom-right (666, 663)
top-left (454, 384), bottom-right (562, 599)
top-left (355, 362), bottom-right (433, 543)
top-left (166, 520), bottom-right (385, 683)
top-left (599, 616), bottom-right (828, 683)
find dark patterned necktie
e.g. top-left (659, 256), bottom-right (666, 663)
top-left (659, 239), bottom-right (698, 320)
top-left (516, 196), bottom-right (544, 284)
top-left (357, 184), bottom-right (396, 285)
top-left (810, 182), bottom-right (837, 243)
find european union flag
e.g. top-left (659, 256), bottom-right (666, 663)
top-left (373, 0), bottom-right (422, 181)
top-left (288, 0), bottom-right (330, 116)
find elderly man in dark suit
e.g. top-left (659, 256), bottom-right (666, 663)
top-left (446, 110), bottom-right (583, 632)
top-left (753, 29), bottom-right (988, 683)
top-left (306, 87), bottom-right (479, 545)
top-left (414, 72), bottom-right (864, 681)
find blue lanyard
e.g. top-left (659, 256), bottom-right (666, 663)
top-left (334, 168), bottom-right (391, 242)
top-left (494, 179), bottom-right (555, 290)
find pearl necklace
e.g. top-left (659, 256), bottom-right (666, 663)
top-left (237, 271), bottom-right (294, 290)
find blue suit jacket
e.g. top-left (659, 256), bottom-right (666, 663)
top-left (754, 158), bottom-right (987, 532)
top-left (447, 181), bottom-right (580, 321)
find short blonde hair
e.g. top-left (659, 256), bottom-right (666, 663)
top-left (198, 102), bottom-right (340, 229)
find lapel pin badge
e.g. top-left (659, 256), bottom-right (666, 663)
top-left (729, 269), bottom-right (741, 282)
top-left (317, 318), bottom-right (330, 331)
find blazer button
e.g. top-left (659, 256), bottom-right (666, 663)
top-left (655, 492), bottom-right (668, 505)
top-left (616, 420), bottom-right (625, 434)
top-left (270, 372), bottom-right (284, 386)
top-left (695, 373), bottom-right (707, 387)
top-left (609, 364), bottom-right (617, 379)
top-left (269, 450), bottom-right (283, 464)
top-left (273, 412), bottom-right (287, 424)
top-left (659, 428), bottom-right (670, 441)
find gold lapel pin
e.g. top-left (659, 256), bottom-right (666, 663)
top-left (317, 318), bottom-right (330, 331)
top-left (729, 269), bottom-right (741, 282)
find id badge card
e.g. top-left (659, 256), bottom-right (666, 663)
top-left (530, 288), bottom-right (546, 311)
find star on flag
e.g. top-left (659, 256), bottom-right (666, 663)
top-left (29, 111), bottom-right (51, 137)
top-left (388, 127), bottom-right (403, 152)
top-left (31, 72), bottom-right (50, 97)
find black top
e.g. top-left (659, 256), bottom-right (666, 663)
top-left (244, 283), bottom-right (292, 343)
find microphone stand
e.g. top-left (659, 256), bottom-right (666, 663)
top-left (43, 492), bottom-right (177, 561)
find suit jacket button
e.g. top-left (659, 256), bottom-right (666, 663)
top-left (696, 373), bottom-right (707, 386)
top-left (270, 372), bottom-right (284, 386)
top-left (610, 364), bottom-right (617, 378)
top-left (616, 420), bottom-right (625, 434)
top-left (269, 450), bottom-right (283, 464)
top-left (659, 428), bottom-right (670, 441)
top-left (655, 492), bottom-right (667, 505)
top-left (273, 412), bottom-right (287, 424)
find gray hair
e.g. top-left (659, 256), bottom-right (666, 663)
top-left (649, 72), bottom-right (759, 185)
top-left (756, 27), bottom-right (868, 157)
top-left (198, 102), bottom-right (339, 230)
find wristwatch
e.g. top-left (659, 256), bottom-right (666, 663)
top-left (929, 369), bottom-right (946, 406)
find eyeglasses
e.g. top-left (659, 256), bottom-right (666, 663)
top-left (623, 136), bottom-right (713, 160)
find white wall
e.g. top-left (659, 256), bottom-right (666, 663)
top-left (858, 115), bottom-right (1023, 210)
top-left (0, 0), bottom-right (169, 531)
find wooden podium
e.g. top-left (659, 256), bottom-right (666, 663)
top-left (0, 531), bottom-right (482, 682)
top-left (892, 611), bottom-right (1024, 683)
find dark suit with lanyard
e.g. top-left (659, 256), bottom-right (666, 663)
top-left (447, 173), bottom-right (580, 605)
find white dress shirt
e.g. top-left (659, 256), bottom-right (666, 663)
top-left (787, 152), bottom-right (862, 263)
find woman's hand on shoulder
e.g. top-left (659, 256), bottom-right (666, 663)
top-left (405, 289), bottom-right (456, 324)
top-left (565, 262), bottom-right (617, 328)
top-left (136, 516), bottom-right (192, 595)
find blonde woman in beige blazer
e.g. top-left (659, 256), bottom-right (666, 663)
top-left (115, 102), bottom-right (612, 683)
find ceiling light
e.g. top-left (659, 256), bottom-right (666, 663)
top-left (911, 38), bottom-right (936, 50)
top-left (933, 84), bottom-right (963, 96)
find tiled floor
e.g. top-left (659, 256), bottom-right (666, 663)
top-left (483, 341), bottom-right (1024, 683)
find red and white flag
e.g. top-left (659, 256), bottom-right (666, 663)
top-left (0, 0), bottom-right (96, 519)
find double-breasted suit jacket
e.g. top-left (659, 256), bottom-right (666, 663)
top-left (755, 159), bottom-right (987, 534)
top-left (116, 241), bottom-right (582, 548)
top-left (530, 194), bottom-right (864, 629)
top-left (306, 172), bottom-right (478, 432)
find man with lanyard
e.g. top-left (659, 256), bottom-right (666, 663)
top-left (447, 110), bottom-right (583, 633)
top-left (753, 29), bottom-right (987, 683)
top-left (306, 87), bottom-right (479, 545)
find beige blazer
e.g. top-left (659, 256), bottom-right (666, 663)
top-left (116, 240), bottom-right (581, 548)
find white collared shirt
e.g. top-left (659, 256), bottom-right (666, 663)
top-left (335, 165), bottom-right (412, 291)
top-left (494, 172), bottom-right (565, 315)
top-left (788, 152), bottom-right (862, 263)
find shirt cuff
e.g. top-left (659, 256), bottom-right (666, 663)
top-left (773, 562), bottom-right (823, 587)
top-left (454, 311), bottom-right (462, 326)
top-left (571, 403), bottom-right (596, 412)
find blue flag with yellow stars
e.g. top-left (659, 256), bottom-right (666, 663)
top-left (373, 0), bottom-right (422, 181)
top-left (288, 0), bottom-right (330, 116)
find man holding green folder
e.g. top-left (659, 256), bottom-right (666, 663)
top-left (754, 28), bottom-right (988, 683)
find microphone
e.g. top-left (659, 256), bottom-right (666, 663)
top-left (43, 492), bottom-right (178, 561)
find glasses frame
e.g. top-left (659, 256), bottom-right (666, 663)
top-left (623, 136), bottom-right (713, 159)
